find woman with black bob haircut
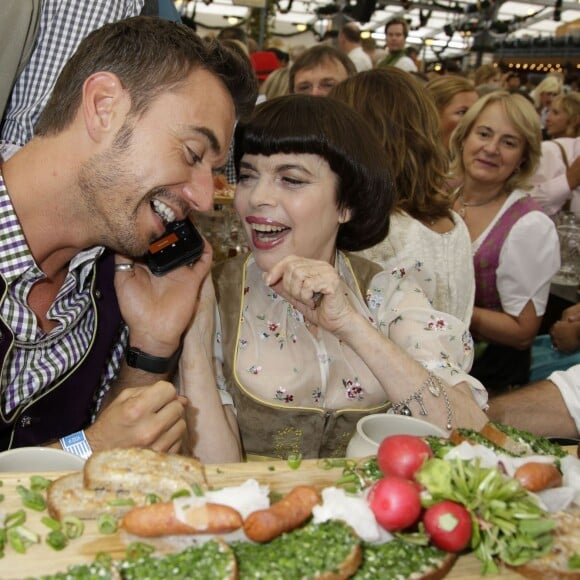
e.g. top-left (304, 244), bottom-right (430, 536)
top-left (178, 95), bottom-right (488, 462)
top-left (233, 95), bottom-right (392, 252)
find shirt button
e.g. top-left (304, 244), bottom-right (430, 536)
top-left (94, 289), bottom-right (102, 300)
top-left (20, 415), bottom-right (32, 428)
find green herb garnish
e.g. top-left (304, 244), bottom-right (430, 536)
top-left (97, 514), bottom-right (118, 535)
top-left (16, 484), bottom-right (46, 511)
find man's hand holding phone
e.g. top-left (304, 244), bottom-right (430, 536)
top-left (114, 221), bottom-right (213, 361)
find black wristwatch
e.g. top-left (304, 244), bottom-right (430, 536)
top-left (126, 346), bottom-right (181, 374)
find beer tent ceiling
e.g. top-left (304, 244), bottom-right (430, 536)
top-left (177, 0), bottom-right (580, 63)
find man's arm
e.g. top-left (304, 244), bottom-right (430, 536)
top-left (488, 380), bottom-right (579, 438)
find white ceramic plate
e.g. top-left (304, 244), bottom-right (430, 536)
top-left (346, 414), bottom-right (448, 458)
top-left (0, 447), bottom-right (86, 472)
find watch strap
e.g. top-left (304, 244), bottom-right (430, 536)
top-left (126, 346), bottom-right (180, 374)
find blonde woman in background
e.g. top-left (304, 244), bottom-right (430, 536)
top-left (330, 68), bottom-right (475, 324)
top-left (545, 92), bottom-right (580, 140)
top-left (532, 75), bottom-right (564, 135)
top-left (450, 91), bottom-right (560, 392)
top-left (425, 75), bottom-right (479, 151)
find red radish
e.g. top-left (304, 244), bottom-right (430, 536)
top-left (423, 500), bottom-right (472, 552)
top-left (377, 434), bottom-right (433, 480)
top-left (367, 476), bottom-right (422, 531)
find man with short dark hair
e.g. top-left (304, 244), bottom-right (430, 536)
top-left (0, 16), bottom-right (257, 455)
top-left (289, 45), bottom-right (356, 96)
top-left (378, 17), bottom-right (418, 73)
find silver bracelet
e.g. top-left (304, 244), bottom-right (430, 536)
top-left (390, 372), bottom-right (453, 431)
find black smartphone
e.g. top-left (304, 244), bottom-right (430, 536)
top-left (146, 219), bottom-right (204, 276)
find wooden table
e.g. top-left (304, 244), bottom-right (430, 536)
top-left (0, 459), bottom-right (544, 579)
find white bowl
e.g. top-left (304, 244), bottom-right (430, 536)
top-left (0, 447), bottom-right (86, 472)
top-left (346, 414), bottom-right (448, 458)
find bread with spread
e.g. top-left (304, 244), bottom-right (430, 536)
top-left (47, 447), bottom-right (207, 520)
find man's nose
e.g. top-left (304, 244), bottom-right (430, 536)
top-left (185, 167), bottom-right (215, 213)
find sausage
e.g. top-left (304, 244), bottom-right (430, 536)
top-left (243, 485), bottom-right (320, 543)
top-left (121, 501), bottom-right (243, 537)
top-left (513, 462), bottom-right (563, 492)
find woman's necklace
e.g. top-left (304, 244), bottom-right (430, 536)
top-left (457, 190), bottom-right (505, 219)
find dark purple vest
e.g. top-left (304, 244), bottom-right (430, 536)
top-left (474, 195), bottom-right (544, 311)
top-left (0, 252), bottom-right (123, 449)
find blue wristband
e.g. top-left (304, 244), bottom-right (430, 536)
top-left (60, 430), bottom-right (92, 460)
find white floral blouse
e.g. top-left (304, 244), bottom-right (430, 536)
top-left (215, 253), bottom-right (488, 412)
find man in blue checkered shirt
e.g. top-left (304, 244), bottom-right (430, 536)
top-left (0, 16), bottom-right (257, 455)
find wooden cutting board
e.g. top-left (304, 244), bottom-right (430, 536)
top-left (0, 459), bottom-right (531, 579)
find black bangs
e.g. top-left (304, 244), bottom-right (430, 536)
top-left (234, 96), bottom-right (342, 175)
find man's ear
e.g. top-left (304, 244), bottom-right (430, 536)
top-left (82, 72), bottom-right (129, 142)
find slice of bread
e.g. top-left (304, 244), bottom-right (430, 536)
top-left (233, 520), bottom-right (361, 579)
top-left (352, 540), bottom-right (457, 580)
top-left (83, 448), bottom-right (207, 496)
top-left (47, 473), bottom-right (149, 520)
top-left (508, 509), bottom-right (580, 579)
top-left (118, 538), bottom-right (236, 579)
top-left (48, 448), bottom-right (208, 521)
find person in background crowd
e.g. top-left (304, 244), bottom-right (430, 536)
top-left (289, 45), bottom-right (355, 96)
top-left (530, 135), bottom-right (580, 218)
top-left (338, 23), bottom-right (372, 72)
top-left (504, 72), bottom-right (522, 94)
top-left (450, 91), bottom-right (560, 392)
top-left (0, 16), bottom-right (258, 453)
top-left (529, 304), bottom-right (580, 384)
top-left (473, 63), bottom-right (502, 95)
top-left (406, 46), bottom-right (421, 72)
top-left (532, 75), bottom-right (564, 137)
top-left (177, 95), bottom-right (488, 462)
top-left (330, 68), bottom-right (475, 324)
top-left (545, 92), bottom-right (580, 140)
top-left (361, 36), bottom-right (386, 67)
top-left (377, 17), bottom-right (418, 73)
top-left (0, 0), bottom-right (146, 161)
top-left (425, 74), bottom-right (479, 151)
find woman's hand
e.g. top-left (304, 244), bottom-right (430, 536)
top-left (263, 255), bottom-right (357, 337)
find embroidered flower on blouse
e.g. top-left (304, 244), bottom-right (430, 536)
top-left (343, 378), bottom-right (364, 401)
top-left (312, 387), bottom-right (322, 403)
top-left (391, 267), bottom-right (406, 279)
top-left (366, 287), bottom-right (384, 310)
top-left (267, 321), bottom-right (281, 332)
top-left (462, 330), bottom-right (474, 352)
top-left (275, 387), bottom-right (294, 403)
top-left (248, 365), bottom-right (262, 375)
top-left (413, 260), bottom-right (424, 272)
top-left (425, 317), bottom-right (448, 331)
top-left (291, 334), bottom-right (298, 344)
top-left (437, 352), bottom-right (459, 375)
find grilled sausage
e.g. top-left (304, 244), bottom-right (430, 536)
top-left (121, 500), bottom-right (242, 537)
top-left (514, 462), bottom-right (563, 492)
top-left (243, 485), bottom-right (320, 543)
